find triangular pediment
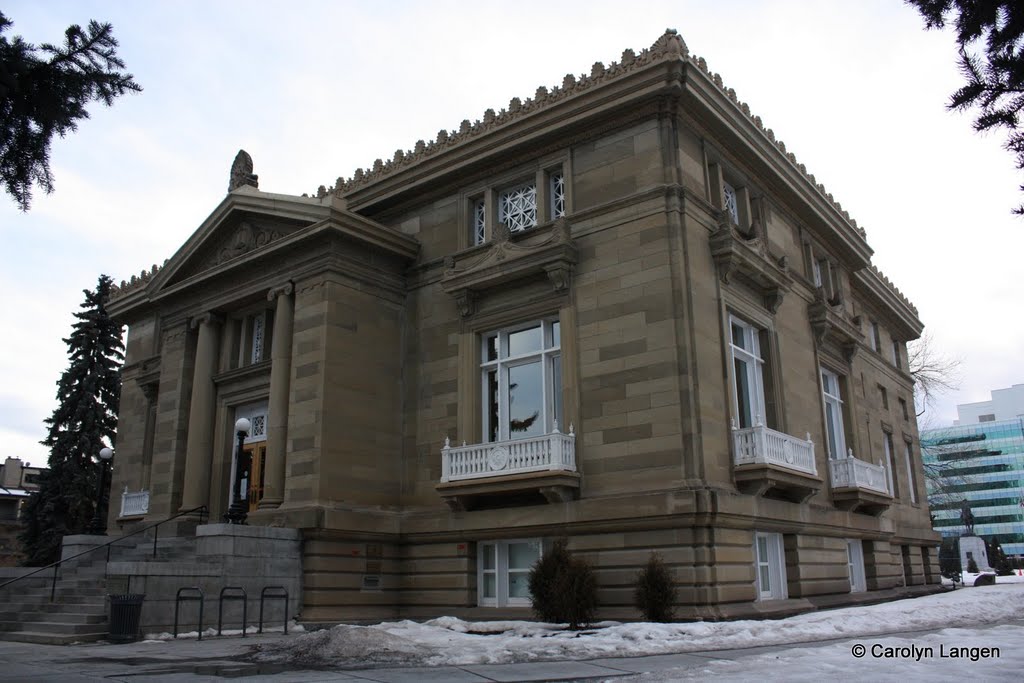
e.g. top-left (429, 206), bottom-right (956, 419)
top-left (151, 187), bottom-right (331, 294)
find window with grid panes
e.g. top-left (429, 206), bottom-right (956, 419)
top-left (481, 320), bottom-right (562, 442)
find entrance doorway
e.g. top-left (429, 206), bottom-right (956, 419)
top-left (243, 442), bottom-right (267, 512)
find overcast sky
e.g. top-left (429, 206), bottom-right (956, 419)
top-left (2, 1), bottom-right (1020, 466)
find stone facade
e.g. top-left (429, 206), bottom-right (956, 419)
top-left (107, 30), bottom-right (940, 623)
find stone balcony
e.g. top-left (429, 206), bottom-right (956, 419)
top-left (436, 427), bottom-right (579, 511)
top-left (829, 451), bottom-right (892, 515)
top-left (731, 422), bottom-right (822, 503)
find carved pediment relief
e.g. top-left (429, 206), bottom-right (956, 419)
top-left (442, 219), bottom-right (577, 317)
top-left (171, 216), bottom-right (305, 284)
top-left (709, 210), bottom-right (791, 313)
top-left (808, 287), bottom-right (863, 362)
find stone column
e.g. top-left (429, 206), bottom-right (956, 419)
top-left (259, 283), bottom-right (294, 509)
top-left (180, 313), bottom-right (222, 513)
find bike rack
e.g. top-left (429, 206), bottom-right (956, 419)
top-left (217, 586), bottom-right (248, 637)
top-left (173, 586), bottom-right (205, 640)
top-left (258, 586), bottom-right (289, 634)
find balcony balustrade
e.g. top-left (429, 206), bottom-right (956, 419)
top-left (732, 422), bottom-right (817, 476)
top-left (441, 426), bottom-right (576, 482)
top-left (730, 420), bottom-right (821, 503)
top-left (829, 450), bottom-right (892, 515)
top-left (119, 487), bottom-right (150, 517)
top-left (437, 426), bottom-right (579, 510)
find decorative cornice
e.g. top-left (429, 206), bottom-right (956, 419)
top-left (867, 264), bottom-right (918, 317)
top-left (110, 261), bottom-right (168, 301)
top-left (852, 266), bottom-right (923, 342)
top-left (322, 29), bottom-right (870, 247)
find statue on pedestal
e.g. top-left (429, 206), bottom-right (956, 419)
top-left (960, 499), bottom-right (975, 536)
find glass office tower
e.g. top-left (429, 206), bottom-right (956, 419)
top-left (921, 418), bottom-right (1024, 556)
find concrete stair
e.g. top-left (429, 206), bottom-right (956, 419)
top-left (0, 533), bottom-right (198, 644)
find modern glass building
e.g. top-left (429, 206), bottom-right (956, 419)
top-left (921, 418), bottom-right (1024, 556)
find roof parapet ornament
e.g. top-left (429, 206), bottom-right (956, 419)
top-left (228, 150), bottom-right (259, 192)
top-left (651, 28), bottom-right (688, 57)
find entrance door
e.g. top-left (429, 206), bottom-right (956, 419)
top-left (245, 442), bottom-right (267, 511)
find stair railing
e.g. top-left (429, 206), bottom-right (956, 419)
top-left (0, 505), bottom-right (208, 602)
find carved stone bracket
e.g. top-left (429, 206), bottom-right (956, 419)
top-left (808, 292), bottom-right (863, 361)
top-left (442, 219), bottom-right (577, 318)
top-left (709, 212), bottom-right (791, 312)
top-left (454, 290), bottom-right (476, 318)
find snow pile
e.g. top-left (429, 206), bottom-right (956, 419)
top-left (144, 620), bottom-right (305, 641)
top-left (253, 584), bottom-right (1024, 667)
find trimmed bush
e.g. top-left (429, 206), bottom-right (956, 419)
top-left (633, 552), bottom-right (676, 622)
top-left (967, 557), bottom-right (980, 574)
top-left (528, 538), bottom-right (598, 630)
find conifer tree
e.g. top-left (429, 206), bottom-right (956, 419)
top-left (0, 12), bottom-right (141, 210)
top-left (19, 275), bottom-right (124, 565)
top-left (907, 1), bottom-right (1024, 214)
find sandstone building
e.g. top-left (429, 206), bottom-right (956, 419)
top-left (106, 30), bottom-right (940, 623)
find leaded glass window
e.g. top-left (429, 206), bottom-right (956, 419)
top-left (498, 183), bottom-right (537, 233)
top-left (723, 182), bottom-right (740, 225)
top-left (549, 171), bottom-right (566, 219)
top-left (472, 199), bottom-right (486, 245)
top-left (251, 313), bottom-right (265, 364)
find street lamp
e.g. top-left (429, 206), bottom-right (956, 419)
top-left (87, 447), bottom-right (114, 535)
top-left (224, 418), bottom-right (251, 524)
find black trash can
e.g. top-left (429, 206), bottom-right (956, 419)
top-left (108, 594), bottom-right (145, 643)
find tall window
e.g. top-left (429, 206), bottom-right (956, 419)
top-left (230, 309), bottom-right (273, 369)
top-left (884, 431), bottom-right (900, 498)
top-left (754, 532), bottom-right (787, 600)
top-left (478, 539), bottom-right (541, 607)
top-left (891, 340), bottom-right (902, 369)
top-left (846, 540), bottom-right (866, 593)
top-left (729, 316), bottom-right (766, 429)
top-left (870, 321), bottom-right (881, 352)
top-left (549, 170), bottom-right (566, 219)
top-left (472, 199), bottom-right (486, 246)
top-left (821, 368), bottom-right (847, 459)
top-left (904, 439), bottom-right (918, 504)
top-left (482, 320), bottom-right (561, 442)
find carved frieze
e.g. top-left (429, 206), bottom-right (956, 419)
top-left (441, 219), bottom-right (577, 318)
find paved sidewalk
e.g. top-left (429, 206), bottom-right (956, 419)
top-left (1, 622), bottom-right (1018, 683)
top-left (0, 631), bottom-right (807, 683)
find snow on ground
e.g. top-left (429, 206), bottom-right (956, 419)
top-left (623, 625), bottom-right (1024, 682)
top-left (253, 582), bottom-right (1024, 668)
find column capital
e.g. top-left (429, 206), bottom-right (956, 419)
top-left (190, 312), bottom-right (224, 330)
top-left (267, 282), bottom-right (294, 301)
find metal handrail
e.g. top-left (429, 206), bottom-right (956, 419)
top-left (0, 504), bottom-right (208, 601)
